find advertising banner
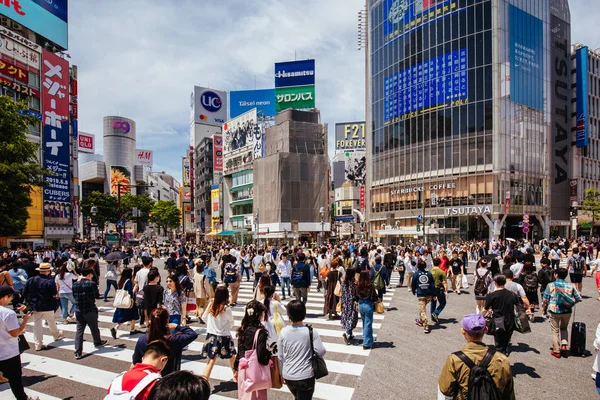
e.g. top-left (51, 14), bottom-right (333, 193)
top-left (345, 151), bottom-right (367, 184)
top-left (136, 149), bottom-right (153, 167)
top-left (0, 0), bottom-right (68, 49)
top-left (213, 134), bottom-right (223, 172)
top-left (223, 109), bottom-right (259, 174)
top-left (360, 186), bottom-right (365, 210)
top-left (77, 132), bottom-right (94, 153)
top-left (70, 65), bottom-right (77, 138)
top-left (275, 84), bottom-right (315, 111)
top-left (0, 26), bottom-right (41, 68)
top-left (42, 49), bottom-right (70, 226)
top-left (190, 86), bottom-right (227, 127)
top-left (0, 77), bottom-right (38, 98)
top-left (211, 185), bottom-right (220, 232)
top-left (0, 59), bottom-right (28, 83)
top-left (109, 166), bottom-right (131, 196)
top-left (182, 157), bottom-right (191, 187)
top-left (510, 5), bottom-right (544, 111)
top-left (274, 59), bottom-right (315, 88)
top-left (335, 121), bottom-right (366, 151)
top-left (576, 46), bottom-right (589, 148)
top-left (570, 179), bottom-right (578, 206)
top-left (383, 0), bottom-right (457, 44)
top-left (230, 89), bottom-right (276, 118)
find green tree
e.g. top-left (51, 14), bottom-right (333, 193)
top-left (80, 191), bottom-right (119, 232)
top-left (120, 193), bottom-right (155, 224)
top-left (150, 200), bottom-right (181, 235)
top-left (0, 96), bottom-right (51, 236)
top-left (581, 188), bottom-right (600, 234)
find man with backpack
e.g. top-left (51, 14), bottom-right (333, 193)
top-left (291, 253), bottom-right (311, 305)
top-left (566, 247), bottom-right (586, 293)
top-left (411, 260), bottom-right (435, 334)
top-left (105, 340), bottom-right (171, 399)
top-left (438, 313), bottom-right (515, 400)
top-left (370, 255), bottom-right (387, 301)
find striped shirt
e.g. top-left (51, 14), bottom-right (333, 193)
top-left (542, 279), bottom-right (582, 314)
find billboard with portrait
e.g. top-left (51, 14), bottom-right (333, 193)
top-left (190, 86), bottom-right (227, 127)
top-left (0, 0), bottom-right (68, 49)
top-left (223, 109), bottom-right (263, 175)
top-left (230, 89), bottom-right (276, 118)
top-left (110, 166), bottom-right (131, 196)
top-left (182, 157), bottom-right (191, 187)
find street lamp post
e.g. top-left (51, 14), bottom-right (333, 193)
top-left (89, 206), bottom-right (97, 242)
top-left (319, 206), bottom-right (325, 247)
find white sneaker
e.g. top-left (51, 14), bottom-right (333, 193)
top-left (592, 372), bottom-right (597, 381)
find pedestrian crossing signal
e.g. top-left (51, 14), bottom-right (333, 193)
top-left (416, 225), bottom-right (421, 232)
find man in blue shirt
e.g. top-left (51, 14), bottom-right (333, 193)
top-left (291, 253), bottom-right (311, 305)
top-left (411, 260), bottom-right (436, 334)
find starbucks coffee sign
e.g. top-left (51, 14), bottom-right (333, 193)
top-left (391, 182), bottom-right (456, 195)
top-left (445, 205), bottom-right (492, 216)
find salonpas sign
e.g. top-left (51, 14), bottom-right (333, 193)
top-left (275, 85), bottom-right (315, 111)
top-left (445, 205), bottom-right (492, 216)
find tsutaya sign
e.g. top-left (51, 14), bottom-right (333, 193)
top-left (391, 182), bottom-right (455, 195)
top-left (445, 205), bottom-right (492, 216)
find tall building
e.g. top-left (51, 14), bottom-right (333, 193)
top-left (366, 0), bottom-right (572, 242)
top-left (570, 44), bottom-right (600, 236)
top-left (194, 136), bottom-right (215, 234)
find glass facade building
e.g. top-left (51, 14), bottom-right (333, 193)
top-left (367, 0), bottom-right (572, 241)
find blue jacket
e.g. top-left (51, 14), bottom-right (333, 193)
top-left (204, 265), bottom-right (217, 284)
top-left (132, 325), bottom-right (198, 375)
top-left (291, 262), bottom-right (311, 288)
top-left (411, 269), bottom-right (436, 297)
top-left (23, 275), bottom-right (58, 312)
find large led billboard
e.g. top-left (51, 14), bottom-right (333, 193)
top-left (230, 89), bottom-right (276, 118)
top-left (509, 5), bottom-right (544, 111)
top-left (384, 0), bottom-right (458, 44)
top-left (0, 0), bottom-right (68, 49)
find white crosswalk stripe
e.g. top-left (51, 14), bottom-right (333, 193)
top-left (1, 276), bottom-right (402, 400)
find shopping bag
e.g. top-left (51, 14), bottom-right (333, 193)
top-left (336, 301), bottom-right (342, 313)
top-left (270, 356), bottom-right (283, 389)
top-left (514, 304), bottom-right (531, 334)
top-left (374, 301), bottom-right (385, 314)
top-left (186, 291), bottom-right (197, 312)
top-left (461, 274), bottom-right (469, 289)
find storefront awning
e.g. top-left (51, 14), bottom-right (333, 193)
top-left (377, 228), bottom-right (440, 236)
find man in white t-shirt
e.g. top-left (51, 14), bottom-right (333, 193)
top-left (503, 270), bottom-right (530, 308)
top-left (510, 256), bottom-right (524, 280)
top-left (0, 285), bottom-right (30, 400)
top-left (134, 257), bottom-right (153, 327)
top-left (550, 244), bottom-right (563, 270)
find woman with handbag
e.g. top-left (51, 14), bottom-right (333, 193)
top-left (54, 262), bottom-right (78, 324)
top-left (340, 267), bottom-right (358, 345)
top-left (111, 267), bottom-right (141, 338)
top-left (0, 285), bottom-right (31, 400)
top-left (234, 300), bottom-right (272, 399)
top-left (262, 285), bottom-right (286, 344)
top-left (324, 259), bottom-right (341, 320)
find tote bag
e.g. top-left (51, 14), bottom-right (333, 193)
top-left (238, 329), bottom-right (272, 392)
top-left (113, 280), bottom-right (133, 309)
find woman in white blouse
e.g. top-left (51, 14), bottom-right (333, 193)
top-left (54, 262), bottom-right (78, 323)
top-left (262, 285), bottom-right (286, 345)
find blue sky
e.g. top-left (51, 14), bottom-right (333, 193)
top-left (69, 0), bottom-right (599, 182)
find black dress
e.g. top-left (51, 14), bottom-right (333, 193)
top-left (324, 270), bottom-right (341, 316)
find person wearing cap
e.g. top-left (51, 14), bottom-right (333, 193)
top-left (22, 262), bottom-right (64, 351)
top-left (438, 313), bottom-right (515, 400)
top-left (0, 285), bottom-right (33, 400)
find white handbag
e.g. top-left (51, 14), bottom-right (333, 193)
top-left (113, 279), bottom-right (133, 309)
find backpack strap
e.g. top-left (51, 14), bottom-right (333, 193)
top-left (453, 350), bottom-right (475, 369)
top-left (453, 347), bottom-right (496, 370)
top-left (109, 372), bottom-right (125, 393)
top-left (129, 371), bottom-right (161, 397)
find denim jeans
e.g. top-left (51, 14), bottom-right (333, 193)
top-left (281, 277), bottom-right (291, 298)
top-left (59, 292), bottom-right (77, 320)
top-left (103, 279), bottom-right (118, 300)
top-left (358, 300), bottom-right (374, 347)
top-left (430, 287), bottom-right (446, 317)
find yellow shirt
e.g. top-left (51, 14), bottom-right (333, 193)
top-left (438, 342), bottom-right (515, 400)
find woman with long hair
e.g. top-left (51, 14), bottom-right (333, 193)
top-left (395, 249), bottom-right (406, 287)
top-left (202, 285), bottom-right (236, 380)
top-left (240, 250), bottom-right (251, 282)
top-left (253, 274), bottom-right (272, 302)
top-left (132, 308), bottom-right (198, 376)
top-left (262, 285), bottom-right (286, 345)
top-left (521, 261), bottom-right (539, 319)
top-left (54, 262), bottom-right (78, 324)
top-left (340, 267), bottom-right (358, 345)
top-left (324, 258), bottom-right (341, 320)
top-left (473, 259), bottom-right (492, 315)
top-left (234, 300), bottom-right (270, 399)
top-left (163, 275), bottom-right (187, 326)
top-left (111, 267), bottom-right (141, 338)
top-left (355, 270), bottom-right (377, 350)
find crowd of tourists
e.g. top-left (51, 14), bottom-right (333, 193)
top-left (0, 235), bottom-right (599, 398)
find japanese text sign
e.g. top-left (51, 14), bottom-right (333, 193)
top-left (213, 134), bottom-right (223, 172)
top-left (0, 59), bottom-right (28, 83)
top-left (0, 28), bottom-right (41, 68)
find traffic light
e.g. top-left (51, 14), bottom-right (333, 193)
top-left (416, 225), bottom-right (421, 232)
top-left (569, 207), bottom-right (577, 218)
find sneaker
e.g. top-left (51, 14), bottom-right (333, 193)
top-left (95, 340), bottom-right (108, 348)
top-left (129, 330), bottom-right (143, 335)
top-left (74, 353), bottom-right (83, 360)
top-left (550, 350), bottom-right (561, 358)
top-left (431, 313), bottom-right (440, 324)
top-left (54, 331), bottom-right (64, 341)
top-left (424, 327), bottom-right (430, 334)
top-left (198, 318), bottom-right (205, 325)
top-left (415, 318), bottom-right (423, 327)
top-left (592, 373), bottom-right (597, 381)
top-left (407, 288), bottom-right (412, 292)
top-left (110, 327), bottom-right (117, 339)
top-left (343, 333), bottom-right (349, 345)
top-left (35, 346), bottom-right (45, 351)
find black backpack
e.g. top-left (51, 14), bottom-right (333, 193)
top-left (453, 348), bottom-right (503, 400)
top-left (572, 256), bottom-right (583, 273)
top-left (523, 273), bottom-right (538, 292)
top-left (473, 270), bottom-right (490, 297)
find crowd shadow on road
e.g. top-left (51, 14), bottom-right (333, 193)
top-left (511, 342), bottom-right (540, 354)
top-left (512, 362), bottom-right (541, 378)
top-left (371, 341), bottom-right (395, 349)
top-left (212, 380), bottom-right (238, 394)
top-left (432, 317), bottom-right (458, 330)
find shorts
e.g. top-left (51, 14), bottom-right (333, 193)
top-left (202, 333), bottom-right (236, 360)
top-left (570, 273), bottom-right (583, 284)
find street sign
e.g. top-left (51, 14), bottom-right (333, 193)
top-left (523, 214), bottom-right (530, 220)
top-left (522, 227), bottom-right (530, 234)
top-left (518, 221), bottom-right (523, 228)
top-left (523, 221), bottom-right (530, 228)
top-left (417, 214), bottom-right (423, 221)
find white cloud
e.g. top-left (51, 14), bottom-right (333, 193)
top-left (70, 0), bottom-right (366, 179)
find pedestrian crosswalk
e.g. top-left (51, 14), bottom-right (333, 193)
top-left (1, 276), bottom-right (402, 400)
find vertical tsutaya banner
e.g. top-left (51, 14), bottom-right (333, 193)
top-left (182, 157), bottom-right (191, 187)
top-left (576, 47), bottom-right (589, 148)
top-left (42, 49), bottom-right (71, 226)
top-left (509, 5), bottom-right (544, 111)
top-left (213, 134), bottom-right (223, 172)
top-left (109, 166), bottom-right (131, 196)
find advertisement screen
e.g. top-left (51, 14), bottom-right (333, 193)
top-left (42, 49), bottom-right (70, 226)
top-left (230, 89), bottom-right (276, 118)
top-left (383, 0), bottom-right (457, 44)
top-left (576, 46), bottom-right (589, 148)
top-left (0, 0), bottom-right (68, 49)
top-left (509, 5), bottom-right (544, 111)
top-left (182, 157), bottom-right (191, 187)
top-left (223, 109), bottom-right (263, 175)
top-left (136, 149), bottom-right (153, 167)
top-left (211, 185), bottom-right (220, 232)
top-left (274, 59), bottom-right (315, 88)
top-left (190, 86), bottom-right (228, 127)
top-left (384, 49), bottom-right (467, 124)
top-left (110, 166), bottom-right (131, 196)
top-left (78, 132), bottom-right (95, 154)
top-left (335, 121), bottom-right (366, 151)
top-left (213, 134), bottom-right (223, 172)
top-left (275, 84), bottom-right (315, 111)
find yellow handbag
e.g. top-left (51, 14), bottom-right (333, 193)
top-left (374, 301), bottom-right (385, 314)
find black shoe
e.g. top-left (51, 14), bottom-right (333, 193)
top-left (431, 313), bottom-right (440, 324)
top-left (74, 353), bottom-right (82, 360)
top-left (198, 318), bottom-right (205, 325)
top-left (129, 330), bottom-right (143, 335)
top-left (95, 340), bottom-right (108, 348)
top-left (363, 346), bottom-right (371, 350)
top-left (110, 327), bottom-right (117, 339)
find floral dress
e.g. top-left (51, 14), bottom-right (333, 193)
top-left (340, 280), bottom-right (358, 332)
